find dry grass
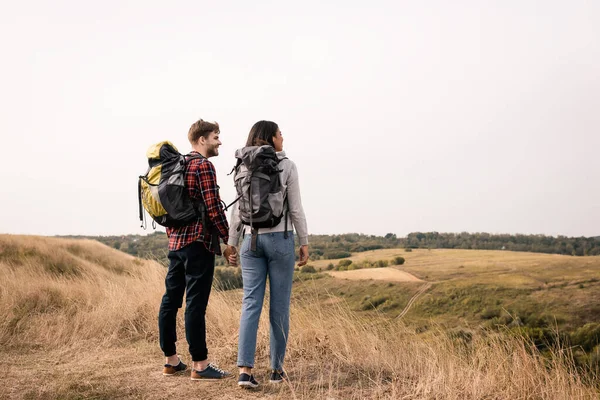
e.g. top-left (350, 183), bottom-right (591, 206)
top-left (312, 248), bottom-right (600, 286)
top-left (0, 235), bottom-right (598, 399)
top-left (326, 267), bottom-right (422, 282)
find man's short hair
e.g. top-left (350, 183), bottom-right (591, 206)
top-left (188, 119), bottom-right (219, 144)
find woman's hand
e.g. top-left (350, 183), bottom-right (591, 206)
top-left (297, 245), bottom-right (309, 266)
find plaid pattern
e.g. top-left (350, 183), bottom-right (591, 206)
top-left (166, 152), bottom-right (229, 253)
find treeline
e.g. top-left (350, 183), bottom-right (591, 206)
top-left (402, 232), bottom-right (600, 256)
top-left (60, 231), bottom-right (600, 265)
top-left (308, 233), bottom-right (401, 259)
top-left (62, 232), bottom-right (403, 265)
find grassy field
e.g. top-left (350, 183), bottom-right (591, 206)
top-left (300, 248), bottom-right (600, 365)
top-left (1, 235), bottom-right (599, 399)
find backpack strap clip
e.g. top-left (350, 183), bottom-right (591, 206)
top-left (283, 195), bottom-right (289, 239)
top-left (250, 228), bottom-right (258, 252)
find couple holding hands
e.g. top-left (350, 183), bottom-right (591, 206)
top-left (157, 119), bottom-right (309, 389)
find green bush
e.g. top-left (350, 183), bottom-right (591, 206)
top-left (326, 263), bottom-right (334, 270)
top-left (338, 259), bottom-right (353, 267)
top-left (404, 248), bottom-right (413, 252)
top-left (213, 267), bottom-right (243, 290)
top-left (392, 256), bottom-right (405, 265)
top-left (324, 251), bottom-right (352, 259)
top-left (480, 308), bottom-right (501, 320)
top-left (300, 265), bottom-right (317, 273)
top-left (375, 260), bottom-right (388, 268)
top-left (360, 295), bottom-right (390, 310)
top-left (571, 323), bottom-right (600, 352)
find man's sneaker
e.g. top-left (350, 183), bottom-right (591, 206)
top-left (269, 370), bottom-right (287, 384)
top-left (238, 373), bottom-right (259, 389)
top-left (163, 359), bottom-right (187, 376)
top-left (190, 363), bottom-right (232, 380)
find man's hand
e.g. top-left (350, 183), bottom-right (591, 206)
top-left (224, 245), bottom-right (238, 266)
top-left (297, 245), bottom-right (309, 266)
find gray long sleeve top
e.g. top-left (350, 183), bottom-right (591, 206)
top-left (227, 150), bottom-right (309, 247)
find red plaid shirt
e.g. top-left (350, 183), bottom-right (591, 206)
top-left (166, 152), bottom-right (229, 253)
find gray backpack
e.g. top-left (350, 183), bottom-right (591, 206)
top-left (229, 146), bottom-right (288, 248)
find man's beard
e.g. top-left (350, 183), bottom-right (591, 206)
top-left (206, 144), bottom-right (219, 157)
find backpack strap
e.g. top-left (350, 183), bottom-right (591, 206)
top-left (224, 194), bottom-right (242, 211)
top-left (280, 156), bottom-right (289, 239)
top-left (138, 175), bottom-right (147, 229)
top-left (251, 228), bottom-right (258, 252)
top-left (228, 158), bottom-right (242, 176)
top-left (283, 195), bottom-right (289, 239)
top-left (183, 152), bottom-right (213, 232)
top-left (184, 152), bottom-right (204, 163)
top-left (249, 178), bottom-right (257, 251)
top-left (263, 156), bottom-right (288, 238)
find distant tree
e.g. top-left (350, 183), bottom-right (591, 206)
top-left (392, 256), bottom-right (405, 265)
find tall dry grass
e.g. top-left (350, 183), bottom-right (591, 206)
top-left (0, 235), bottom-right (163, 348)
top-left (0, 234), bottom-right (597, 399)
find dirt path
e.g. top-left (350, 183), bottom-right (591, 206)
top-left (396, 282), bottom-right (432, 319)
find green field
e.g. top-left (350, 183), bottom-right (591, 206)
top-left (293, 248), bottom-right (600, 366)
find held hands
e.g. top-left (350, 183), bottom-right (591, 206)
top-left (224, 245), bottom-right (238, 266)
top-left (297, 245), bottom-right (309, 267)
top-left (225, 244), bottom-right (307, 267)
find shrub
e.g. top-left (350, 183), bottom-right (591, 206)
top-left (480, 308), bottom-right (501, 320)
top-left (375, 260), bottom-right (388, 268)
top-left (571, 323), bottom-right (600, 352)
top-left (326, 263), bottom-right (334, 270)
top-left (404, 248), bottom-right (412, 252)
top-left (213, 267), bottom-right (243, 290)
top-left (300, 265), bottom-right (317, 273)
top-left (324, 251), bottom-right (352, 259)
top-left (338, 259), bottom-right (353, 267)
top-left (360, 295), bottom-right (390, 310)
top-left (392, 256), bottom-right (405, 265)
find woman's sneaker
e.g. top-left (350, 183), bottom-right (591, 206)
top-left (190, 363), bottom-right (231, 380)
top-left (269, 370), bottom-right (287, 384)
top-left (238, 373), bottom-right (259, 389)
top-left (163, 358), bottom-right (187, 376)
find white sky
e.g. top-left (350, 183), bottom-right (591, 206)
top-left (1, 1), bottom-right (599, 238)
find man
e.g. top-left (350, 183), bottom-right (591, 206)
top-left (158, 119), bottom-right (236, 380)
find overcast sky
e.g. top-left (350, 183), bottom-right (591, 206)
top-left (1, 1), bottom-right (598, 238)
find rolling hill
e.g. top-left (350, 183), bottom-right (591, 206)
top-left (0, 235), bottom-right (598, 399)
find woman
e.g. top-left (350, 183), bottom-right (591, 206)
top-left (226, 120), bottom-right (309, 388)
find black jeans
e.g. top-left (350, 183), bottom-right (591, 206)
top-left (158, 241), bottom-right (215, 361)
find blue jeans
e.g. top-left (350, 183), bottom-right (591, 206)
top-left (237, 231), bottom-right (295, 370)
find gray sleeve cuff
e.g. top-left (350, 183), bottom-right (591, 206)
top-left (227, 236), bottom-right (240, 247)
